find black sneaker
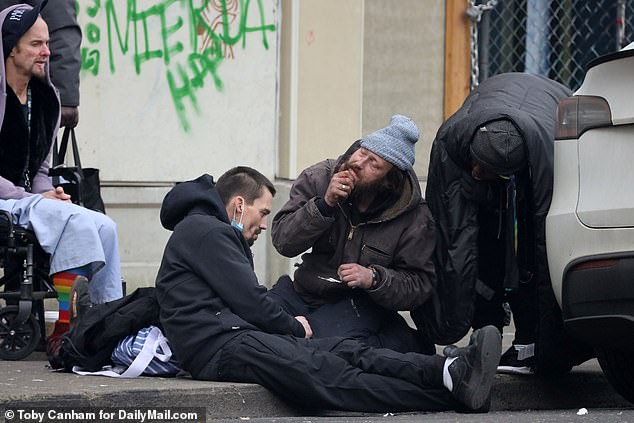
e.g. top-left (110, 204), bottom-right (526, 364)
top-left (497, 344), bottom-right (536, 375)
top-left (447, 326), bottom-right (502, 412)
top-left (69, 275), bottom-right (92, 330)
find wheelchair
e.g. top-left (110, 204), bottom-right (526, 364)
top-left (0, 210), bottom-right (57, 360)
top-left (0, 131), bottom-right (98, 360)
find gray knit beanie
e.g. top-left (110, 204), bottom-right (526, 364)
top-left (470, 119), bottom-right (526, 175)
top-left (360, 114), bottom-right (419, 170)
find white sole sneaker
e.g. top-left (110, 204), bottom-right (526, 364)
top-left (497, 365), bottom-right (535, 375)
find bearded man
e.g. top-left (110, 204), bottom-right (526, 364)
top-left (270, 115), bottom-right (436, 354)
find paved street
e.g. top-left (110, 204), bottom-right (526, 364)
top-left (210, 409), bottom-right (634, 423)
top-left (1, 321), bottom-right (632, 421)
top-left (1, 351), bottom-right (631, 422)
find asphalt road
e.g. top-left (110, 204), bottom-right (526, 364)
top-left (1, 321), bottom-right (631, 422)
top-left (208, 409), bottom-right (634, 423)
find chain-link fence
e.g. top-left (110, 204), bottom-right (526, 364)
top-left (471, 0), bottom-right (634, 91)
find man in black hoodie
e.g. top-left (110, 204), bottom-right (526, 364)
top-left (155, 167), bottom-right (502, 413)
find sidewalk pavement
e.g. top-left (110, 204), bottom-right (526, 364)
top-left (0, 353), bottom-right (631, 420)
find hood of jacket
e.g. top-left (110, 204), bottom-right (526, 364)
top-left (334, 140), bottom-right (423, 223)
top-left (435, 72), bottom-right (570, 215)
top-left (160, 174), bottom-right (229, 231)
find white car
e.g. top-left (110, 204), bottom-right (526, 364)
top-left (547, 41), bottom-right (634, 402)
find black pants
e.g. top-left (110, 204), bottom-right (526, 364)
top-left (473, 210), bottom-right (537, 345)
top-left (269, 276), bottom-right (434, 354)
top-left (195, 332), bottom-right (454, 412)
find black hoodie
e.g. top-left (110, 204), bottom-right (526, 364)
top-left (155, 174), bottom-right (305, 377)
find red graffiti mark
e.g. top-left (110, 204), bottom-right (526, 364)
top-left (306, 30), bottom-right (315, 46)
top-left (198, 0), bottom-right (239, 59)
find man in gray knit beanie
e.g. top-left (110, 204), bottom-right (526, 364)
top-left (360, 114), bottom-right (419, 171)
top-left (270, 114), bottom-right (437, 357)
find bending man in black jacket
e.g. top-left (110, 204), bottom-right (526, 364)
top-left (155, 168), bottom-right (502, 413)
top-left (414, 73), bottom-right (593, 376)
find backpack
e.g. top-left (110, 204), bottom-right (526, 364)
top-left (48, 287), bottom-right (160, 372)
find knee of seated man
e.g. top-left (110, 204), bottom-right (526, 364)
top-left (70, 206), bottom-right (117, 234)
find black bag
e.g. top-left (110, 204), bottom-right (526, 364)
top-left (48, 287), bottom-right (160, 372)
top-left (50, 127), bottom-right (106, 213)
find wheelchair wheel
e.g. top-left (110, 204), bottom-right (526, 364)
top-left (0, 306), bottom-right (41, 360)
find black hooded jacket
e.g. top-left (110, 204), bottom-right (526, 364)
top-left (155, 174), bottom-right (306, 376)
top-left (0, 78), bottom-right (59, 190)
top-left (416, 73), bottom-right (571, 345)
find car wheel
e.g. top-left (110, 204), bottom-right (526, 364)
top-left (596, 346), bottom-right (634, 404)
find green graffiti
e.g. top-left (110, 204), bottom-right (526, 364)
top-left (85, 22), bottom-right (100, 43)
top-left (86, 0), bottom-right (100, 18)
top-left (103, 0), bottom-right (135, 73)
top-left (167, 50), bottom-right (224, 132)
top-left (80, 0), bottom-right (275, 132)
top-left (81, 47), bottom-right (100, 76)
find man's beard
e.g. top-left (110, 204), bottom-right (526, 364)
top-left (32, 67), bottom-right (46, 80)
top-left (350, 178), bottom-right (386, 203)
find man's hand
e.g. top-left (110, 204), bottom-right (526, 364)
top-left (295, 316), bottom-right (313, 338)
top-left (338, 263), bottom-right (374, 289)
top-left (42, 186), bottom-right (71, 202)
top-left (324, 170), bottom-right (357, 207)
top-left (60, 106), bottom-right (79, 128)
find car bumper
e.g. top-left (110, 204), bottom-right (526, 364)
top-left (562, 255), bottom-right (634, 349)
top-left (547, 138), bottom-right (634, 348)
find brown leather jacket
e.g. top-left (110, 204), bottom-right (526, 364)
top-left (272, 144), bottom-right (436, 310)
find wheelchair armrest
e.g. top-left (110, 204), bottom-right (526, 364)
top-left (0, 209), bottom-right (15, 248)
top-left (0, 210), bottom-right (13, 231)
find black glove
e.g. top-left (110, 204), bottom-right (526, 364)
top-left (60, 106), bottom-right (79, 128)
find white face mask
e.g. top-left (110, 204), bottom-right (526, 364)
top-left (231, 202), bottom-right (245, 231)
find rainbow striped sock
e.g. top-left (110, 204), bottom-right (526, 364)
top-left (52, 266), bottom-right (90, 323)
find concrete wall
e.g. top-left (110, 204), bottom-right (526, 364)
top-left (278, 0), bottom-right (364, 179)
top-left (72, 0), bottom-right (446, 289)
top-left (77, 0), bottom-right (281, 290)
top-left (271, 0), bottom-right (446, 282)
top-left (362, 0), bottom-right (445, 178)
top-left (278, 0), bottom-right (445, 180)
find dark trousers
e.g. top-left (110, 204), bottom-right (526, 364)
top-left (195, 331), bottom-right (454, 412)
top-left (473, 210), bottom-right (537, 345)
top-left (269, 276), bottom-right (434, 354)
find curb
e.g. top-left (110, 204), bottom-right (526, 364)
top-left (2, 361), bottom-right (299, 420)
top-left (1, 359), bottom-right (631, 420)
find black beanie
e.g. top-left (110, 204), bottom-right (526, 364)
top-left (2, 1), bottom-right (48, 60)
top-left (469, 119), bottom-right (526, 175)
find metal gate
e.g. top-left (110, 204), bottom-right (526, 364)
top-left (469, 0), bottom-right (634, 90)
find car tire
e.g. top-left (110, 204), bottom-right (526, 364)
top-left (596, 346), bottom-right (634, 404)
